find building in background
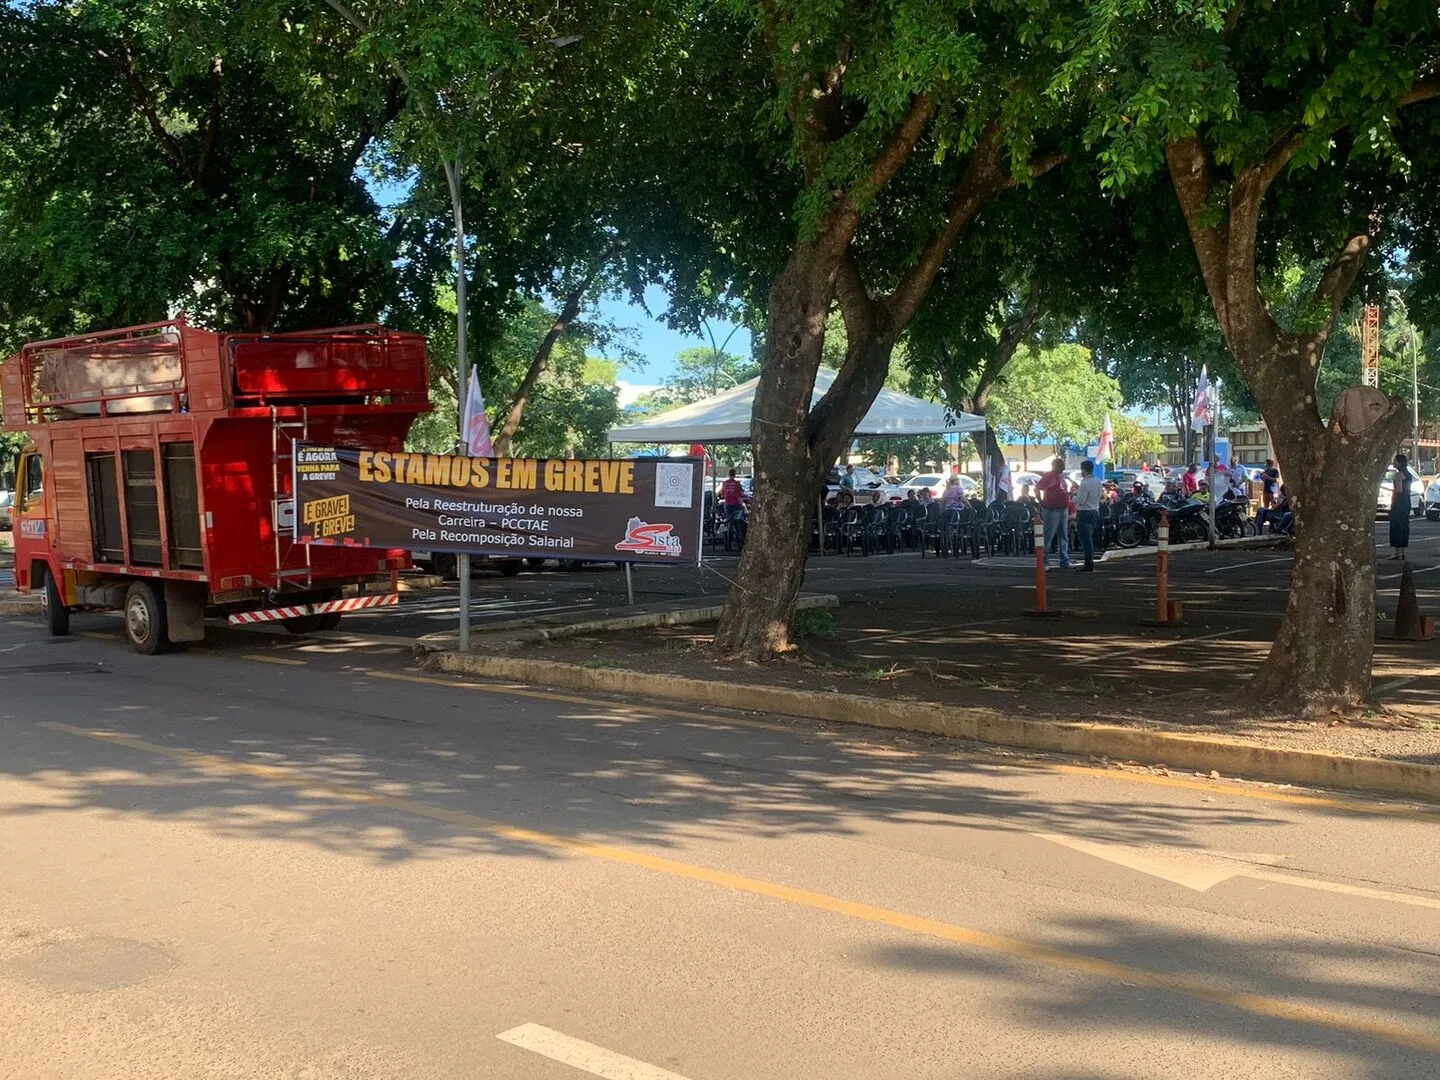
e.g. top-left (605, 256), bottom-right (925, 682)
top-left (1144, 422), bottom-right (1275, 467)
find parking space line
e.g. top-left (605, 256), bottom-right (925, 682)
top-left (496, 1023), bottom-right (694, 1079)
top-left (1103, 629), bottom-right (1238, 660)
top-left (242, 653), bottom-right (308, 666)
top-left (1206, 557), bottom-right (1288, 574)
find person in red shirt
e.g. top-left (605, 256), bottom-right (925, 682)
top-left (1035, 457), bottom-right (1073, 570)
top-left (1181, 464), bottom-right (1200, 495)
top-left (720, 469), bottom-right (746, 509)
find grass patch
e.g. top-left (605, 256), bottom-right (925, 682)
top-left (795, 607), bottom-right (837, 639)
top-left (580, 658), bottom-right (622, 670)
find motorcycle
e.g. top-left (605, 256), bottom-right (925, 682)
top-left (1214, 496), bottom-right (1257, 539)
top-left (1115, 496), bottom-right (1165, 548)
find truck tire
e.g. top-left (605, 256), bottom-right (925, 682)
top-left (39, 567), bottom-right (69, 637)
top-left (316, 612), bottom-right (344, 631)
top-left (282, 613), bottom-right (325, 634)
top-left (432, 553), bottom-right (459, 581)
top-left (498, 559), bottom-right (523, 577)
top-left (123, 581), bottom-right (169, 655)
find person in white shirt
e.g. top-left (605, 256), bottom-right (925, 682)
top-left (1073, 460), bottom-right (1103, 572)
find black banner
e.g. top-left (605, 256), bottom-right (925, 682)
top-left (294, 446), bottom-right (704, 565)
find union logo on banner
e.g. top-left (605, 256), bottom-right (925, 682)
top-left (614, 517), bottom-right (682, 556)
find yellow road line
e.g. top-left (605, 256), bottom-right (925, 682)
top-left (242, 653), bottom-right (308, 666)
top-left (37, 719), bottom-right (1440, 1058)
top-left (80, 631), bottom-right (119, 641)
top-left (361, 670), bottom-right (1440, 823)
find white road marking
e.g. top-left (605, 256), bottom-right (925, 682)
top-left (1036, 833), bottom-right (1440, 909)
top-left (496, 1023), bottom-right (694, 1079)
top-left (1034, 832), bottom-right (1283, 892)
top-left (1103, 628), bottom-right (1238, 660)
top-left (1377, 564), bottom-right (1440, 582)
top-left (1205, 557), bottom-right (1289, 574)
top-left (1373, 675), bottom-right (1422, 694)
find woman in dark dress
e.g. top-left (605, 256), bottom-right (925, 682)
top-left (1389, 453), bottom-right (1412, 559)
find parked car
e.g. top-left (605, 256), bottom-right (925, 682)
top-left (411, 550), bottom-right (525, 580)
top-left (897, 472), bottom-right (977, 499)
top-left (1107, 470), bottom-right (1168, 498)
top-left (1378, 465), bottom-right (1423, 517)
top-left (826, 465), bottom-right (904, 503)
top-left (0, 490), bottom-right (12, 531)
top-left (1424, 476), bottom-right (1440, 521)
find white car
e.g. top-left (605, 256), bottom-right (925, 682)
top-left (1424, 476), bottom-right (1440, 521)
top-left (828, 465), bottom-right (904, 503)
top-left (1378, 466), bottom-right (1423, 517)
top-left (897, 472), bottom-right (977, 499)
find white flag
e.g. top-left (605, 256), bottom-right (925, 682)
top-left (1097, 413), bottom-right (1114, 462)
top-left (461, 368), bottom-right (495, 457)
top-left (1192, 366), bottom-right (1213, 426)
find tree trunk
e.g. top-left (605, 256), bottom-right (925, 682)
top-left (1254, 411), bottom-right (1405, 706)
top-left (712, 247), bottom-right (839, 660)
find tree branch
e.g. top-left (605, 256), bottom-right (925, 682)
top-left (1312, 230), bottom-right (1374, 335)
top-left (196, 55), bottom-right (223, 185)
top-left (885, 128), bottom-right (1063, 332)
top-left (1164, 137), bottom-right (1232, 339)
top-left (839, 93), bottom-right (933, 216)
top-left (93, 42), bottom-right (196, 182)
top-left (804, 249), bottom-right (886, 446)
top-left (493, 243), bottom-right (619, 453)
top-left (973, 292), bottom-right (1039, 412)
top-left (1399, 73), bottom-right (1440, 107)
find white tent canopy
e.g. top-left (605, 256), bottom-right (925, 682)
top-left (607, 367), bottom-right (986, 444)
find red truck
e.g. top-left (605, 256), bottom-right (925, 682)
top-left (2, 318), bottom-right (429, 652)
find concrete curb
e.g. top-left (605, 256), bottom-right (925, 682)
top-left (0, 596), bottom-right (42, 616)
top-left (418, 593), bottom-right (840, 652)
top-left (429, 652), bottom-right (1440, 803)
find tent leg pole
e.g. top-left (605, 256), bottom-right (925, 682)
top-left (625, 562), bottom-right (635, 606)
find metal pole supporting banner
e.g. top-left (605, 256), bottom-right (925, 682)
top-left (445, 156), bottom-right (472, 653)
top-left (625, 561), bottom-right (635, 607)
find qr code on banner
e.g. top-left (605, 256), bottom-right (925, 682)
top-left (654, 462), bottom-right (694, 508)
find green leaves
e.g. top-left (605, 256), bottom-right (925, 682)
top-left (988, 342), bottom-right (1122, 447)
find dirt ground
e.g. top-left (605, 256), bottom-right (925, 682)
top-left (516, 545), bottom-right (1440, 765)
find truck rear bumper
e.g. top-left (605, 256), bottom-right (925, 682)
top-left (227, 592), bottom-right (399, 625)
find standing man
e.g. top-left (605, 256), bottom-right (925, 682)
top-left (720, 468), bottom-right (746, 511)
top-left (1073, 460), bottom-right (1102, 573)
top-left (1036, 457), bottom-right (1072, 571)
top-left (1258, 459), bottom-right (1280, 530)
top-left (1181, 463), bottom-right (1200, 495)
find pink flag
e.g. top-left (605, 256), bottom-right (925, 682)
top-left (462, 368), bottom-right (495, 457)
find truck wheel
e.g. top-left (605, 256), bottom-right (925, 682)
top-left (432, 553), bottom-right (459, 581)
top-left (40, 567), bottom-right (69, 637)
top-left (282, 613), bottom-right (325, 634)
top-left (123, 581), bottom-right (169, 655)
top-left (498, 559), bottom-right (523, 577)
top-left (316, 612), bottom-right (343, 631)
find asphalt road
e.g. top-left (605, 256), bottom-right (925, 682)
top-left (1, 618), bottom-right (1438, 1078)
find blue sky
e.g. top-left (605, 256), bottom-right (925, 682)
top-left (596, 285), bottom-right (751, 403)
top-left (367, 174), bottom-right (749, 403)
